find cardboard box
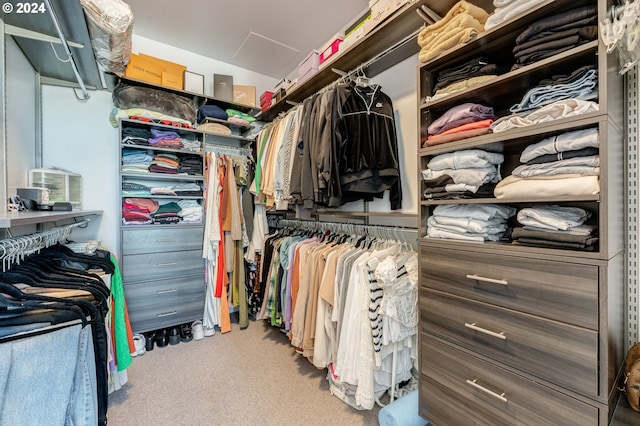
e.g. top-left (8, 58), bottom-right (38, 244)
top-left (124, 53), bottom-right (164, 85)
top-left (298, 67), bottom-right (318, 86)
top-left (298, 50), bottom-right (320, 79)
top-left (365, 0), bottom-right (409, 34)
top-left (233, 85), bottom-right (256, 107)
top-left (138, 53), bottom-right (186, 88)
top-left (319, 37), bottom-right (344, 65)
top-left (161, 72), bottom-right (182, 90)
top-left (214, 74), bottom-right (234, 101)
top-left (341, 25), bottom-right (367, 52)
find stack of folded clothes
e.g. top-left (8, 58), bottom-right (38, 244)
top-left (512, 205), bottom-right (598, 251)
top-left (430, 57), bottom-right (506, 100)
top-left (173, 183), bottom-right (202, 197)
top-left (122, 182), bottom-right (151, 196)
top-left (121, 149), bottom-right (152, 173)
top-left (423, 103), bottom-right (496, 147)
top-left (149, 128), bottom-right (184, 150)
top-left (422, 149), bottom-right (503, 199)
top-left (484, 0), bottom-right (546, 30)
top-left (122, 127), bottom-right (152, 146)
top-left (149, 153), bottom-right (179, 174)
top-left (511, 5), bottom-right (598, 69)
top-left (226, 108), bottom-right (256, 126)
top-left (178, 200), bottom-right (203, 223)
top-left (427, 203), bottom-right (516, 241)
top-left (490, 65), bottom-right (599, 134)
top-left (508, 65), bottom-right (598, 114)
top-left (417, 0), bottom-right (489, 63)
top-left (494, 127), bottom-right (600, 199)
top-left (178, 154), bottom-right (204, 175)
top-left (151, 201), bottom-right (182, 224)
top-left (122, 197), bottom-right (158, 225)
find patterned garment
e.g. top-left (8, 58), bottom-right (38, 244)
top-left (246, 253), bottom-right (262, 319)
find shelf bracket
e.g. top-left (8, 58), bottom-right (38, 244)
top-left (4, 24), bottom-right (84, 49)
top-left (42, 0), bottom-right (90, 101)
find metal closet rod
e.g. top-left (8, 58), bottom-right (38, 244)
top-left (0, 219), bottom-right (90, 261)
top-left (276, 218), bottom-right (416, 237)
top-left (43, 0), bottom-right (89, 101)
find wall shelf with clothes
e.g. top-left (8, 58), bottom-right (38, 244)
top-left (112, 75), bottom-right (261, 117)
top-left (416, 0), bottom-right (624, 424)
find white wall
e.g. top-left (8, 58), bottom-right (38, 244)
top-left (6, 36), bottom-right (37, 196)
top-left (41, 86), bottom-right (118, 250)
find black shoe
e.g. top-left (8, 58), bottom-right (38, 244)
top-left (169, 327), bottom-right (180, 345)
top-left (155, 329), bottom-right (169, 347)
top-left (144, 332), bottom-right (155, 352)
top-left (180, 323), bottom-right (193, 342)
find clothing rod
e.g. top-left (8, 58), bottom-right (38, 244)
top-left (275, 218), bottom-right (417, 236)
top-left (304, 24), bottom-right (422, 103)
top-left (205, 144), bottom-right (253, 158)
top-left (0, 219), bottom-right (90, 261)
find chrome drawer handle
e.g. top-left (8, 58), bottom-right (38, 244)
top-left (155, 239), bottom-right (176, 243)
top-left (465, 274), bottom-right (508, 286)
top-left (157, 288), bottom-right (177, 294)
top-left (157, 262), bottom-right (178, 267)
top-left (465, 322), bottom-right (506, 340)
top-left (157, 311), bottom-right (177, 317)
top-left (465, 379), bottom-right (507, 402)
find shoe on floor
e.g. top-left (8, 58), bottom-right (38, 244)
top-left (168, 327), bottom-right (180, 345)
top-left (144, 332), bottom-right (155, 352)
top-left (132, 334), bottom-right (146, 357)
top-left (180, 324), bottom-right (193, 342)
top-left (203, 326), bottom-right (216, 337)
top-left (192, 320), bottom-right (204, 341)
top-left (155, 329), bottom-right (169, 347)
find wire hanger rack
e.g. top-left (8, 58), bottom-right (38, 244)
top-left (274, 218), bottom-right (417, 247)
top-left (0, 219), bottom-right (90, 270)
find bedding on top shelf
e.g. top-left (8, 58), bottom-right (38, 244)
top-left (80, 0), bottom-right (134, 75)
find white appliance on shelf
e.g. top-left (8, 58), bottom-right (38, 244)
top-left (29, 167), bottom-right (82, 209)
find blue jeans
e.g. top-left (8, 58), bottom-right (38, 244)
top-left (0, 323), bottom-right (98, 425)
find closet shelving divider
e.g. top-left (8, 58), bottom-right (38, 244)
top-left (416, 0), bottom-right (625, 424)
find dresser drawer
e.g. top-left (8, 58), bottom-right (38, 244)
top-left (419, 333), bottom-right (599, 426)
top-left (121, 250), bottom-right (204, 281)
top-left (122, 227), bottom-right (204, 255)
top-left (420, 245), bottom-right (598, 329)
top-left (124, 275), bottom-right (205, 333)
top-left (421, 289), bottom-right (598, 398)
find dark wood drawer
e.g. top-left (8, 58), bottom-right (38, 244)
top-left (421, 289), bottom-right (598, 398)
top-left (419, 333), bottom-right (599, 426)
top-left (420, 245), bottom-right (598, 329)
top-left (121, 250), bottom-right (204, 281)
top-left (124, 274), bottom-right (205, 333)
top-left (122, 226), bottom-right (204, 255)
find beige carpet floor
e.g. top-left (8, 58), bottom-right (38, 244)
top-left (107, 320), bottom-right (381, 425)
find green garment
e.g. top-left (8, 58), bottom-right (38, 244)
top-left (110, 255), bottom-right (132, 371)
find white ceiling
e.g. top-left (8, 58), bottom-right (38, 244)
top-left (124, 0), bottom-right (370, 79)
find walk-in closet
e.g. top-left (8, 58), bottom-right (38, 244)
top-left (1, 0), bottom-right (640, 425)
